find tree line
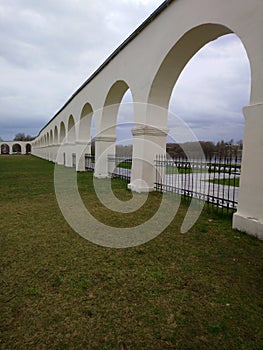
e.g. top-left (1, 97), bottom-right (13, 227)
top-left (107, 140), bottom-right (243, 158)
top-left (166, 140), bottom-right (243, 158)
top-left (0, 133), bottom-right (35, 142)
top-left (1, 134), bottom-right (243, 159)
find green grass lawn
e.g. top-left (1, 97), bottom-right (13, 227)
top-left (116, 161), bottom-right (132, 170)
top-left (0, 155), bottom-right (262, 350)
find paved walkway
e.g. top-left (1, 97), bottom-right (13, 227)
top-left (160, 172), bottom-right (239, 209)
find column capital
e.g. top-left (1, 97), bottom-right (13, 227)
top-left (63, 142), bottom-right (75, 146)
top-left (243, 103), bottom-right (263, 119)
top-left (75, 140), bottom-right (90, 145)
top-left (94, 135), bottom-right (116, 142)
top-left (132, 125), bottom-right (169, 137)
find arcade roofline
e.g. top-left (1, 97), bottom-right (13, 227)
top-left (38, 0), bottom-right (175, 136)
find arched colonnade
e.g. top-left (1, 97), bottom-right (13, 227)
top-left (31, 0), bottom-right (263, 238)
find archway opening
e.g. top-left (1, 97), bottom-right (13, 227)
top-left (54, 126), bottom-right (58, 144)
top-left (26, 144), bottom-right (31, 154)
top-left (1, 144), bottom-right (10, 154)
top-left (95, 80), bottom-right (134, 177)
top-left (148, 24), bottom-right (250, 151)
top-left (80, 103), bottom-right (94, 154)
top-left (101, 80), bottom-right (134, 154)
top-left (50, 129), bottom-right (53, 145)
top-left (147, 23), bottom-right (251, 213)
top-left (99, 80), bottom-right (134, 179)
top-left (166, 33), bottom-right (250, 158)
top-left (68, 115), bottom-right (76, 143)
top-left (116, 89), bottom-right (134, 158)
top-left (12, 143), bottom-right (22, 154)
top-left (59, 122), bottom-right (66, 144)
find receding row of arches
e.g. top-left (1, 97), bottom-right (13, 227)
top-left (0, 143), bottom-right (31, 154)
top-left (32, 108), bottom-right (93, 148)
top-left (32, 96), bottom-right (131, 151)
top-left (30, 25), bottom-right (251, 187)
top-left (32, 32), bottom-right (249, 165)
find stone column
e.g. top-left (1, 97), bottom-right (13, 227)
top-left (47, 145), bottom-right (51, 161)
top-left (21, 144), bottom-right (26, 155)
top-left (52, 145), bottom-right (59, 163)
top-left (64, 142), bottom-right (75, 167)
top-left (233, 103), bottom-right (263, 239)
top-left (128, 125), bottom-right (168, 192)
top-left (56, 144), bottom-right (65, 165)
top-left (94, 135), bottom-right (116, 178)
top-left (48, 146), bottom-right (53, 162)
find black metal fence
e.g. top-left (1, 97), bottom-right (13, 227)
top-left (155, 155), bottom-right (241, 211)
top-left (108, 155), bottom-right (131, 181)
top-left (85, 154), bottom-right (95, 171)
top-left (83, 153), bottom-right (241, 211)
top-left (72, 153), bottom-right (76, 168)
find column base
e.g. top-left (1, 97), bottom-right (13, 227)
top-left (94, 173), bottom-right (111, 179)
top-left (128, 179), bottom-right (154, 193)
top-left (233, 212), bottom-right (263, 240)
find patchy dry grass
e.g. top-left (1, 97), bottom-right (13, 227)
top-left (0, 155), bottom-right (262, 350)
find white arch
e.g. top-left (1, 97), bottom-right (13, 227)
top-left (79, 102), bottom-right (93, 142)
top-left (67, 115), bottom-right (76, 143)
top-left (99, 80), bottom-right (132, 134)
top-left (0, 143), bottom-right (10, 154)
top-left (54, 126), bottom-right (58, 144)
top-left (59, 121), bottom-right (66, 144)
top-left (50, 129), bottom-right (53, 145)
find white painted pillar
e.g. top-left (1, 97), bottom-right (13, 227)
top-left (56, 144), bottom-right (65, 165)
top-left (46, 146), bottom-right (50, 161)
top-left (21, 144), bottom-right (26, 154)
top-left (64, 143), bottom-right (74, 167)
top-left (128, 125), bottom-right (168, 192)
top-left (51, 146), bottom-right (54, 162)
top-left (233, 103), bottom-right (263, 239)
top-left (94, 135), bottom-right (116, 178)
top-left (51, 145), bottom-right (58, 163)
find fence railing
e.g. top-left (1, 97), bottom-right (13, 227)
top-left (72, 153), bottom-right (76, 168)
top-left (155, 155), bottom-right (241, 211)
top-left (83, 153), bottom-right (241, 211)
top-left (108, 155), bottom-right (131, 181)
top-left (85, 154), bottom-right (95, 171)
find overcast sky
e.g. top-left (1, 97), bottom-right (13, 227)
top-left (0, 0), bottom-right (251, 143)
